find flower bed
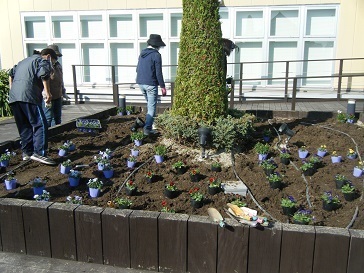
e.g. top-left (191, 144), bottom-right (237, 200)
top-left (0, 114), bottom-right (363, 229)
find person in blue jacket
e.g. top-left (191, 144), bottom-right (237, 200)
top-left (136, 34), bottom-right (167, 136)
top-left (8, 48), bottom-right (57, 165)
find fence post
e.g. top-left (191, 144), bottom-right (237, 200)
top-left (170, 82), bottom-right (175, 109)
top-left (291, 77), bottom-right (297, 111)
top-left (229, 79), bottom-right (235, 109)
top-left (337, 59), bottom-right (343, 100)
top-left (284, 61), bottom-right (289, 102)
top-left (72, 65), bottom-right (78, 104)
top-left (239, 63), bottom-right (243, 101)
top-left (111, 66), bottom-right (118, 106)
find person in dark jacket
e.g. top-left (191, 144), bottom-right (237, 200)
top-left (42, 44), bottom-right (66, 127)
top-left (136, 34), bottom-right (167, 135)
top-left (8, 48), bottom-right (57, 165)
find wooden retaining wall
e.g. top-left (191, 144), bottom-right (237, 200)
top-left (0, 198), bottom-right (363, 273)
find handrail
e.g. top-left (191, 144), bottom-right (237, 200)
top-left (71, 58), bottom-right (364, 106)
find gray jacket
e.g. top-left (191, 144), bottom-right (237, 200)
top-left (9, 54), bottom-right (52, 105)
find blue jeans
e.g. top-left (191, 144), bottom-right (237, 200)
top-left (138, 84), bottom-right (158, 130)
top-left (42, 97), bottom-right (62, 127)
top-left (11, 102), bottom-right (48, 156)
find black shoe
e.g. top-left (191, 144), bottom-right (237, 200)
top-left (143, 129), bottom-right (158, 136)
top-left (30, 154), bottom-right (57, 165)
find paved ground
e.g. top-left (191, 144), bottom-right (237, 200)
top-left (0, 99), bottom-right (363, 272)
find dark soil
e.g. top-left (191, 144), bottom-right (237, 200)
top-left (1, 113), bottom-right (363, 229)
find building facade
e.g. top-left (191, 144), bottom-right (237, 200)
top-left (0, 0), bottom-right (363, 91)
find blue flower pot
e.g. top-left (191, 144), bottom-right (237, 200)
top-left (89, 188), bottom-right (100, 198)
top-left (103, 169), bottom-right (114, 179)
top-left (68, 177), bottom-right (80, 187)
top-left (33, 186), bottom-right (45, 195)
top-left (0, 160), bottom-right (9, 167)
top-left (60, 164), bottom-right (71, 174)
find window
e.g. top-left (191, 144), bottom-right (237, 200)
top-left (139, 14), bottom-right (164, 38)
top-left (109, 15), bottom-right (134, 38)
top-left (306, 9), bottom-right (336, 36)
top-left (171, 13), bottom-right (182, 37)
top-left (80, 15), bottom-right (104, 38)
top-left (52, 16), bottom-right (74, 39)
top-left (236, 11), bottom-right (264, 38)
top-left (25, 16), bottom-right (46, 39)
top-left (270, 10), bottom-right (299, 37)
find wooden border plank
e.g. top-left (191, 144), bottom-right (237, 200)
top-left (129, 210), bottom-right (159, 271)
top-left (280, 223), bottom-right (315, 273)
top-left (74, 205), bottom-right (104, 264)
top-left (159, 213), bottom-right (189, 273)
top-left (188, 215), bottom-right (217, 273)
top-left (102, 208), bottom-right (132, 267)
top-left (0, 198), bottom-right (26, 253)
top-left (348, 229), bottom-right (364, 273)
top-left (248, 223), bottom-right (282, 273)
top-left (22, 201), bottom-right (52, 257)
top-left (48, 203), bottom-right (79, 260)
top-left (217, 218), bottom-right (249, 273)
top-left (313, 226), bottom-right (350, 273)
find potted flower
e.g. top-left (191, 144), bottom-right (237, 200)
top-left (208, 177), bottom-right (221, 195)
top-left (154, 144), bottom-right (167, 163)
top-left (347, 148), bottom-right (357, 160)
top-left (0, 149), bottom-right (15, 167)
top-left (103, 163), bottom-right (114, 179)
top-left (4, 172), bottom-right (17, 190)
top-left (334, 174), bottom-right (348, 189)
top-left (308, 156), bottom-right (321, 170)
top-left (127, 156), bottom-right (137, 168)
top-left (211, 161), bottom-right (222, 172)
top-left (341, 183), bottom-right (358, 201)
top-left (254, 142), bottom-right (270, 161)
top-left (281, 196), bottom-right (297, 216)
top-left (68, 169), bottom-right (81, 187)
top-left (300, 162), bottom-right (315, 176)
top-left (267, 172), bottom-right (283, 189)
top-left (114, 197), bottom-right (132, 209)
top-left (279, 149), bottom-right (291, 165)
top-left (60, 159), bottom-right (72, 174)
top-left (260, 159), bottom-right (276, 175)
top-left (262, 128), bottom-right (272, 142)
top-left (125, 180), bottom-right (137, 196)
top-left (353, 161), bottom-right (364, 177)
top-left (34, 190), bottom-right (51, 202)
top-left (164, 181), bottom-right (179, 199)
top-left (230, 196), bottom-right (246, 207)
top-left (189, 168), bottom-right (201, 182)
top-left (131, 131), bottom-right (144, 146)
top-left (321, 191), bottom-right (340, 211)
top-left (346, 113), bottom-right (355, 123)
top-left (331, 151), bottom-right (342, 163)
top-left (100, 148), bottom-right (113, 159)
top-left (66, 195), bottom-right (83, 205)
top-left (145, 170), bottom-right (154, 183)
top-left (117, 106), bottom-right (125, 116)
top-left (172, 161), bottom-right (186, 174)
top-left (29, 177), bottom-right (47, 195)
top-left (336, 110), bottom-right (347, 123)
top-left (63, 140), bottom-right (76, 152)
top-left (94, 155), bottom-right (110, 171)
top-left (189, 187), bottom-right (204, 208)
top-left (131, 146), bottom-right (140, 157)
top-left (292, 209), bottom-right (313, 225)
top-left (125, 105), bottom-right (134, 115)
top-left (87, 178), bottom-right (103, 198)
top-left (161, 200), bottom-right (175, 213)
top-left (317, 144), bottom-right (327, 157)
top-left (58, 144), bottom-right (69, 157)
top-left (298, 145), bottom-right (309, 159)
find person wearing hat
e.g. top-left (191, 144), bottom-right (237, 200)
top-left (8, 48), bottom-right (57, 165)
top-left (42, 44), bottom-right (66, 127)
top-left (136, 34), bottom-right (167, 136)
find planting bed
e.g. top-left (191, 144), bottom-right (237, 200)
top-left (1, 113), bottom-right (363, 229)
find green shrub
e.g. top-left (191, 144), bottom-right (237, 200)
top-left (172, 0), bottom-right (226, 122)
top-left (0, 69), bottom-right (12, 117)
top-left (155, 110), bottom-right (255, 151)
